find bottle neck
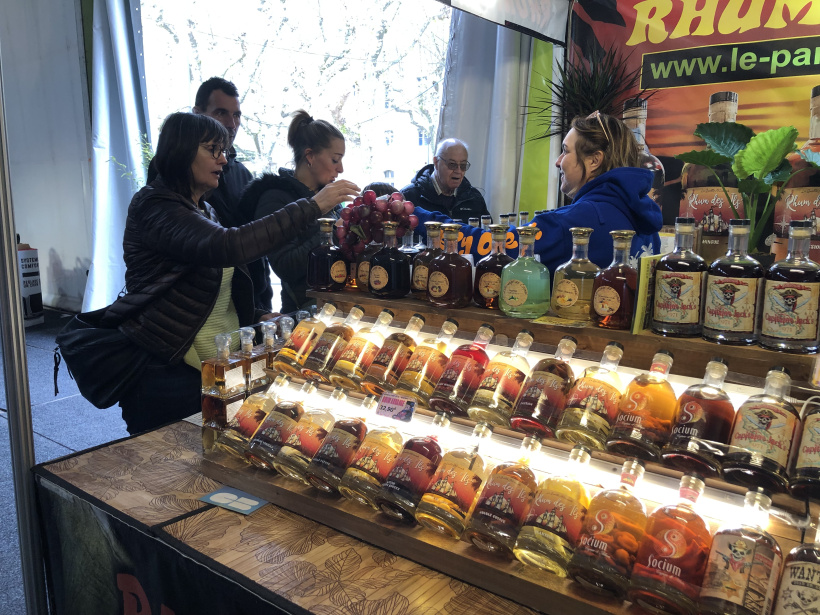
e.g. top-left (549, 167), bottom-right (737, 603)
top-left (649, 356), bottom-right (673, 381)
top-left (553, 341), bottom-right (575, 363)
top-left (320, 230), bottom-right (332, 247)
top-left (727, 228), bottom-right (750, 256)
top-left (787, 232), bottom-right (811, 260)
top-left (703, 366), bottom-right (728, 389)
top-left (518, 241), bottom-right (534, 259)
top-left (763, 373), bottom-right (790, 398)
top-left (404, 319), bottom-right (425, 337)
top-left (343, 312), bottom-right (363, 328)
top-left (571, 240), bottom-right (590, 261)
top-left (427, 233), bottom-right (441, 251)
top-left (384, 232), bottom-right (398, 249)
top-left (610, 241), bottom-right (631, 267)
top-left (708, 100), bottom-right (738, 123)
top-left (444, 235), bottom-right (459, 254)
top-left (511, 339), bottom-right (532, 359)
top-left (435, 328), bottom-right (456, 346)
top-left (402, 233), bottom-right (414, 249)
top-left (491, 237), bottom-right (507, 255)
top-left (599, 348), bottom-right (623, 371)
top-left (674, 230), bottom-right (695, 252)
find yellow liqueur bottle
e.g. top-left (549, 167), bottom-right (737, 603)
top-left (338, 418), bottom-right (404, 510)
top-left (551, 227), bottom-right (600, 321)
top-left (393, 318), bottom-right (459, 407)
top-left (300, 305), bottom-right (365, 383)
top-left (328, 308), bottom-right (395, 392)
top-left (361, 313), bottom-right (426, 397)
top-left (270, 302), bottom-right (338, 377)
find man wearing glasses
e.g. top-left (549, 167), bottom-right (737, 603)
top-left (401, 138), bottom-right (489, 222)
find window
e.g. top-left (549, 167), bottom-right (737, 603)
top-left (418, 129), bottom-right (430, 146)
top-left (384, 170), bottom-right (394, 179)
top-left (385, 130), bottom-right (394, 146)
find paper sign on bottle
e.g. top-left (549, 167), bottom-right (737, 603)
top-left (375, 392), bottom-right (417, 422)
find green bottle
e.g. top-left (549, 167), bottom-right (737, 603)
top-left (500, 226), bottom-right (550, 318)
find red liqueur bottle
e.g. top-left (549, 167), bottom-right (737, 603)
top-left (427, 223), bottom-right (473, 308)
top-left (474, 224), bottom-right (513, 309)
top-left (592, 230), bottom-right (638, 330)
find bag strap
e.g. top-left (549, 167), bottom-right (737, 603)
top-left (53, 346), bottom-right (73, 396)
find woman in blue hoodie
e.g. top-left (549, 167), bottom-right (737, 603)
top-left (413, 112), bottom-right (662, 274)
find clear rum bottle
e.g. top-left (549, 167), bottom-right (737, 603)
top-left (591, 230), bottom-right (638, 330)
top-left (393, 318), bottom-right (459, 407)
top-left (270, 302), bottom-right (338, 377)
top-left (201, 332), bottom-right (245, 399)
top-left (474, 224), bottom-right (513, 309)
top-left (500, 226), bottom-right (550, 318)
top-left (328, 308), bottom-right (395, 392)
top-left (300, 305), bottom-right (364, 383)
top-left (551, 227), bottom-right (600, 321)
top-left (361, 314), bottom-right (426, 397)
top-left (338, 420), bottom-right (404, 510)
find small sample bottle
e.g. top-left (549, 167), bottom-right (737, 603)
top-left (567, 458), bottom-right (648, 599)
top-left (662, 358), bottom-right (734, 478)
top-left (307, 217), bottom-right (349, 291)
top-left (591, 230), bottom-right (637, 330)
top-left (467, 329), bottom-right (533, 427)
top-left (338, 420), bottom-right (404, 510)
top-left (499, 213), bottom-right (510, 228)
top-left (300, 306), bottom-right (364, 383)
top-left (361, 314), bottom-right (426, 397)
top-left (555, 342), bottom-right (625, 450)
top-left (464, 436), bottom-right (541, 558)
top-left (474, 224), bottom-right (514, 309)
top-left (426, 223), bottom-right (473, 308)
top-left (201, 333), bottom-right (246, 399)
top-left (772, 524), bottom-right (820, 615)
top-left (607, 351), bottom-right (677, 462)
top-left (623, 97), bottom-right (665, 206)
top-left (698, 488), bottom-right (782, 615)
top-left (519, 211), bottom-right (530, 226)
top-left (723, 367), bottom-right (800, 494)
top-left (255, 321), bottom-right (278, 393)
top-left (480, 215), bottom-right (492, 231)
top-left (411, 222), bottom-right (443, 299)
top-left (328, 309), bottom-right (395, 392)
top-left (369, 221), bottom-right (411, 298)
top-left (759, 220), bottom-right (820, 353)
top-left (428, 324), bottom-right (495, 418)
top-left (510, 335), bottom-right (577, 438)
top-left (393, 318), bottom-right (459, 407)
top-left (513, 445), bottom-right (592, 576)
top-left (500, 226), bottom-right (550, 318)
top-left (468, 216), bottom-right (480, 228)
top-left (355, 241), bottom-right (383, 293)
top-left (702, 219), bottom-right (763, 345)
top-left (652, 217), bottom-right (707, 337)
top-left (415, 422), bottom-right (494, 538)
top-left (628, 474), bottom-right (713, 615)
top-left (375, 412), bottom-right (451, 523)
top-left (270, 302), bottom-right (337, 377)
top-left (551, 227), bottom-right (600, 321)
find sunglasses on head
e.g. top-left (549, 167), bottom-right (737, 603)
top-left (587, 110), bottom-right (611, 145)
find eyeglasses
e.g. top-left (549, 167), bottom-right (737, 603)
top-left (200, 144), bottom-right (229, 160)
top-left (587, 110), bottom-right (611, 144)
top-left (440, 158), bottom-right (470, 172)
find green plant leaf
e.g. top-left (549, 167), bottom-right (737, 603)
top-left (800, 148), bottom-right (820, 169)
top-left (693, 122), bottom-right (755, 158)
top-left (675, 149), bottom-right (731, 166)
top-left (738, 176), bottom-right (767, 196)
top-left (733, 126), bottom-right (798, 180)
top-left (764, 159), bottom-right (793, 185)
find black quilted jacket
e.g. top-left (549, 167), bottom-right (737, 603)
top-left (106, 178), bottom-right (321, 364)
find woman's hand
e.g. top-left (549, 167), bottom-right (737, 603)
top-left (313, 180), bottom-right (361, 214)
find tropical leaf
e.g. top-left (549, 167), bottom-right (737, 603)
top-left (693, 122), bottom-right (755, 158)
top-left (372, 551), bottom-right (396, 567)
top-left (738, 177), bottom-right (767, 196)
top-left (325, 549), bottom-right (363, 580)
top-left (675, 149), bottom-right (731, 167)
top-left (356, 593), bottom-right (410, 615)
top-left (765, 159), bottom-right (794, 185)
top-left (801, 148), bottom-right (820, 168)
top-left (733, 126), bottom-right (798, 180)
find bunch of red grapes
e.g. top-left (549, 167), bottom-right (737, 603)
top-left (335, 189), bottom-right (420, 259)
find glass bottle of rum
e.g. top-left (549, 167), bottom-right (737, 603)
top-left (513, 444), bottom-right (592, 576)
top-left (662, 358), bottom-right (734, 478)
top-left (759, 220), bottom-right (820, 352)
top-left (567, 458), bottom-right (648, 599)
top-left (624, 97), bottom-right (665, 207)
top-left (652, 217), bottom-right (707, 337)
top-left (474, 224), bottom-right (514, 309)
top-left (356, 241), bottom-right (383, 293)
top-left (393, 318), bottom-right (459, 408)
top-left (772, 524), bottom-right (820, 615)
top-left (551, 227), bottom-right (600, 321)
top-left (252, 321), bottom-right (278, 394)
top-left (307, 217), bottom-right (349, 291)
top-left (467, 329), bottom-right (534, 427)
top-left (375, 412), bottom-right (451, 523)
top-left (500, 226), bottom-right (550, 318)
top-left (591, 230), bottom-right (637, 330)
top-left (556, 342), bottom-right (626, 450)
top-left (328, 308), bottom-right (395, 392)
top-left (789, 399), bottom-right (820, 500)
top-left (463, 436), bottom-right (541, 558)
top-left (702, 219), bottom-right (763, 344)
top-left (271, 387), bottom-right (343, 484)
top-left (300, 305), bottom-right (365, 383)
top-left (699, 488), bottom-right (782, 615)
top-left (724, 367), bottom-right (799, 493)
top-left (607, 351), bottom-right (677, 461)
top-left (415, 422), bottom-right (494, 538)
top-left (426, 223), bottom-right (473, 308)
top-left (361, 314), bottom-right (426, 397)
top-left (510, 335), bottom-right (577, 438)
top-left (201, 333), bottom-right (246, 399)
top-left (411, 222), bottom-right (443, 299)
top-left (628, 474), bottom-right (713, 615)
top-left (229, 326), bottom-right (256, 393)
top-left (369, 221), bottom-right (411, 298)
top-left (428, 324), bottom-right (495, 418)
top-left (270, 302), bottom-right (338, 377)
top-left (338, 418), bottom-right (404, 510)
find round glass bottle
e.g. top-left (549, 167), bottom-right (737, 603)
top-left (772, 524), bottom-right (820, 615)
top-left (474, 224), bottom-right (513, 309)
top-left (410, 222), bottom-right (443, 299)
top-left (427, 223), bottom-right (473, 308)
top-left (270, 303), bottom-right (337, 377)
top-left (393, 318), bottom-right (459, 408)
top-left (789, 398), bottom-right (820, 500)
top-left (328, 309), bottom-right (395, 392)
top-left (591, 230), bottom-right (637, 330)
top-left (500, 226), bottom-right (550, 318)
top-left (338, 422), bottom-right (404, 510)
top-left (300, 305), bottom-right (364, 383)
top-left (551, 227), bottom-right (600, 321)
top-left (361, 314), bottom-right (426, 397)
top-left (307, 218), bottom-right (349, 291)
top-left (368, 221), bottom-right (411, 298)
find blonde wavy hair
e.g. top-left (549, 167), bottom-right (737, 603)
top-left (570, 113), bottom-right (639, 184)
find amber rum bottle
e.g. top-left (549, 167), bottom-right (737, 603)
top-left (355, 241), bottom-right (382, 293)
top-left (662, 358), bottom-right (734, 478)
top-left (300, 306), bottom-right (364, 383)
top-left (624, 97), bottom-right (665, 207)
top-left (361, 314), bottom-right (426, 397)
top-left (253, 321), bottom-right (278, 393)
top-left (652, 217), bottom-right (707, 337)
top-left (723, 367), bottom-right (799, 493)
top-left (759, 220), bottom-right (820, 352)
top-left (426, 223), bottom-right (472, 308)
top-left (474, 224), bottom-right (513, 309)
top-left (628, 474), bottom-right (713, 615)
top-left (338, 420), bottom-right (404, 510)
top-left (789, 399), bottom-right (820, 500)
top-left (567, 458), bottom-right (648, 599)
top-left (307, 218), bottom-right (349, 291)
top-left (591, 230), bottom-right (637, 330)
top-left (201, 333), bottom-right (245, 399)
top-left (513, 444), bottom-right (592, 576)
top-left (699, 488), bottom-right (782, 615)
top-left (328, 308), bottom-right (395, 392)
top-left (375, 412), bottom-right (451, 523)
top-left (270, 302), bottom-right (337, 377)
top-left (510, 335), bottom-right (577, 438)
top-left (411, 222), bottom-right (443, 299)
top-left (464, 436), bottom-right (541, 558)
top-left (772, 525), bottom-right (820, 615)
top-left (393, 318), bottom-right (459, 407)
top-left (428, 324), bottom-right (495, 418)
top-left (500, 226), bottom-right (550, 318)
top-left (369, 221), bottom-right (411, 298)
top-left (551, 227), bottom-right (600, 321)
top-left (415, 422), bottom-right (493, 538)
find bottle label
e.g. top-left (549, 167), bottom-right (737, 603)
top-left (403, 347), bottom-right (448, 385)
top-left (285, 417), bottom-right (330, 457)
top-left (593, 286), bottom-right (621, 316)
top-left (337, 337), bottom-right (379, 375)
top-left (427, 271), bottom-right (450, 298)
top-left (793, 412), bottom-right (820, 471)
top-left (478, 272), bottom-right (501, 298)
top-left (434, 355), bottom-right (484, 402)
top-left (774, 185), bottom-right (820, 239)
top-left (554, 278), bottom-right (580, 308)
top-left (226, 399), bottom-right (267, 438)
top-left (575, 509), bottom-right (620, 569)
top-left (565, 378), bottom-right (622, 423)
top-left (773, 561), bottom-right (820, 615)
top-left (680, 186), bottom-right (744, 234)
top-left (670, 399), bottom-right (708, 440)
top-left (369, 266), bottom-right (389, 290)
top-left (357, 261), bottom-right (371, 286)
top-left (368, 339), bottom-right (412, 383)
top-left (224, 365), bottom-right (245, 393)
top-left (252, 411), bottom-right (299, 449)
top-left (411, 265), bottom-right (429, 291)
top-left (761, 281), bottom-right (820, 340)
top-left (653, 271), bottom-right (702, 324)
top-left (729, 402), bottom-right (797, 467)
top-left (502, 279), bottom-right (529, 307)
top-left (704, 275), bottom-right (758, 333)
top-left (349, 436), bottom-right (399, 482)
top-left (307, 332), bottom-right (342, 368)
top-left (473, 363), bottom-right (527, 411)
top-left (473, 473), bottom-right (534, 529)
top-left (280, 323), bottom-right (318, 362)
top-left (522, 487), bottom-right (587, 546)
top-left (701, 532), bottom-right (781, 615)
top-left (312, 426), bottom-right (364, 473)
top-left (425, 455), bottom-right (485, 512)
top-left (330, 260), bottom-right (348, 283)
top-left (249, 358), bottom-right (267, 386)
top-left (516, 371), bottom-right (569, 419)
top-left (382, 448), bottom-right (438, 497)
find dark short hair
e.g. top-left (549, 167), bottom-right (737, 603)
top-left (363, 182), bottom-right (396, 198)
top-left (154, 112), bottom-right (230, 197)
top-left (287, 109), bottom-right (344, 167)
top-left (195, 77), bottom-right (240, 110)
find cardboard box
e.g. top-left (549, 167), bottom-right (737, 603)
top-left (17, 243), bottom-right (44, 326)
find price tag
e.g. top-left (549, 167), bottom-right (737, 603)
top-left (375, 392), bottom-right (417, 422)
